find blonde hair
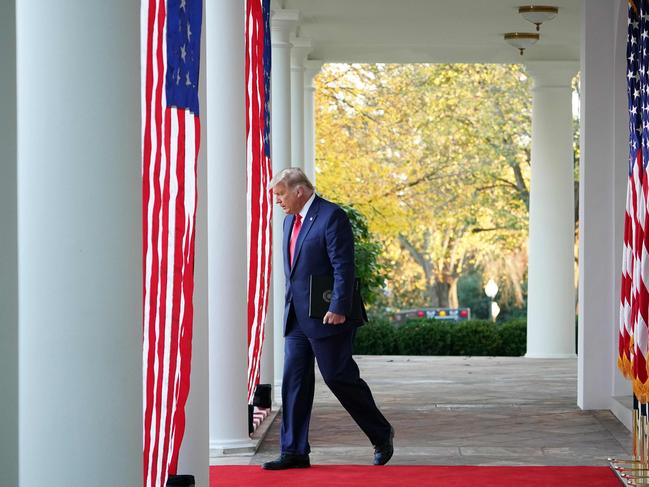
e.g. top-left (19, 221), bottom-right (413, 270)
top-left (269, 167), bottom-right (315, 191)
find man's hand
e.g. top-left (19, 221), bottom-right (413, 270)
top-left (323, 311), bottom-right (346, 325)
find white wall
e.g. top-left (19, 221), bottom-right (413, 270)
top-left (0, 2), bottom-right (18, 485)
top-left (578, 0), bottom-right (629, 409)
top-left (16, 1), bottom-right (142, 484)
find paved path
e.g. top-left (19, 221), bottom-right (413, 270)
top-left (217, 356), bottom-right (631, 466)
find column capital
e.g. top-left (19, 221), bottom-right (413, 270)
top-left (291, 36), bottom-right (312, 69)
top-left (271, 9), bottom-right (300, 46)
top-left (525, 61), bottom-right (579, 88)
top-left (304, 60), bottom-right (324, 88)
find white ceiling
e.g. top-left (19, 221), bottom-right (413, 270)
top-left (279, 0), bottom-right (581, 64)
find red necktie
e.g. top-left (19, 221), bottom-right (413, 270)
top-left (289, 214), bottom-right (302, 266)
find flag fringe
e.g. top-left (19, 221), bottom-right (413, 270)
top-left (634, 379), bottom-right (649, 403)
top-left (620, 355), bottom-right (635, 380)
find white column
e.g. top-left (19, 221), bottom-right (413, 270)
top-left (578, 0), bottom-right (628, 410)
top-left (15, 1), bottom-right (142, 485)
top-left (206, 0), bottom-right (253, 455)
top-left (291, 36), bottom-right (312, 168)
top-left (177, 6), bottom-right (209, 484)
top-left (271, 9), bottom-right (299, 403)
top-left (0, 2), bottom-right (17, 485)
top-left (304, 61), bottom-right (323, 184)
top-left (526, 61), bottom-right (578, 359)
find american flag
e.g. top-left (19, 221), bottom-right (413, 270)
top-left (246, 0), bottom-right (273, 404)
top-left (141, 0), bottom-right (201, 485)
top-left (619, 0), bottom-right (649, 402)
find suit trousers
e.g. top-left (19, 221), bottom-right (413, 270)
top-left (280, 308), bottom-right (392, 455)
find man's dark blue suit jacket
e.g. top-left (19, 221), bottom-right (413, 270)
top-left (282, 195), bottom-right (362, 339)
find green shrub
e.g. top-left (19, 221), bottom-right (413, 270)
top-left (450, 320), bottom-right (502, 356)
top-left (396, 319), bottom-right (452, 355)
top-left (353, 317), bottom-right (528, 356)
top-left (395, 321), bottom-right (425, 355)
top-left (353, 317), bottom-right (398, 355)
top-left (497, 319), bottom-right (527, 356)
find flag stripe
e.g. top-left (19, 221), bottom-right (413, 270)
top-left (150, 0), bottom-right (167, 477)
top-left (142, 0), bottom-right (158, 482)
top-left (247, 0), bottom-right (261, 399)
top-left (145, 0), bottom-right (166, 482)
top-left (157, 106), bottom-right (177, 483)
top-left (169, 112), bottom-right (199, 473)
top-left (162, 108), bottom-right (184, 475)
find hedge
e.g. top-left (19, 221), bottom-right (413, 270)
top-left (353, 318), bottom-right (527, 356)
top-left (352, 317), bottom-right (398, 355)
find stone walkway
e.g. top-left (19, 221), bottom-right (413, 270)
top-left (217, 356), bottom-right (632, 466)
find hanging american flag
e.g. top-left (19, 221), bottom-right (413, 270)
top-left (246, 0), bottom-right (273, 404)
top-left (141, 0), bottom-right (201, 486)
top-left (619, 0), bottom-right (649, 402)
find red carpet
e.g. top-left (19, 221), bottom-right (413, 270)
top-left (210, 465), bottom-right (619, 486)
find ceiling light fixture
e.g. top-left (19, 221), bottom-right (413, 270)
top-left (518, 5), bottom-right (559, 31)
top-left (504, 32), bottom-right (540, 56)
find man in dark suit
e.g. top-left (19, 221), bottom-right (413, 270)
top-left (262, 168), bottom-right (394, 470)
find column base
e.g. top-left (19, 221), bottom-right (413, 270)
top-left (525, 352), bottom-right (577, 359)
top-left (209, 409), bottom-right (280, 461)
top-left (209, 438), bottom-right (257, 457)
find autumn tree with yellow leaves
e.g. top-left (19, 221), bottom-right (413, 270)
top-left (315, 63), bottom-right (538, 311)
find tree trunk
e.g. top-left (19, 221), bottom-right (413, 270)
top-left (448, 277), bottom-right (459, 308)
top-left (425, 280), bottom-right (440, 307)
top-left (434, 281), bottom-right (449, 307)
top-left (399, 234), bottom-right (441, 307)
top-left (434, 277), bottom-right (459, 308)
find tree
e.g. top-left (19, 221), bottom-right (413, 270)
top-left (314, 63), bottom-right (534, 309)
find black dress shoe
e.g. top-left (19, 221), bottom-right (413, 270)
top-left (261, 453), bottom-right (311, 470)
top-left (373, 427), bottom-right (395, 466)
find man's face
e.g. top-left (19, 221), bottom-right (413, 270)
top-left (273, 183), bottom-right (301, 214)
